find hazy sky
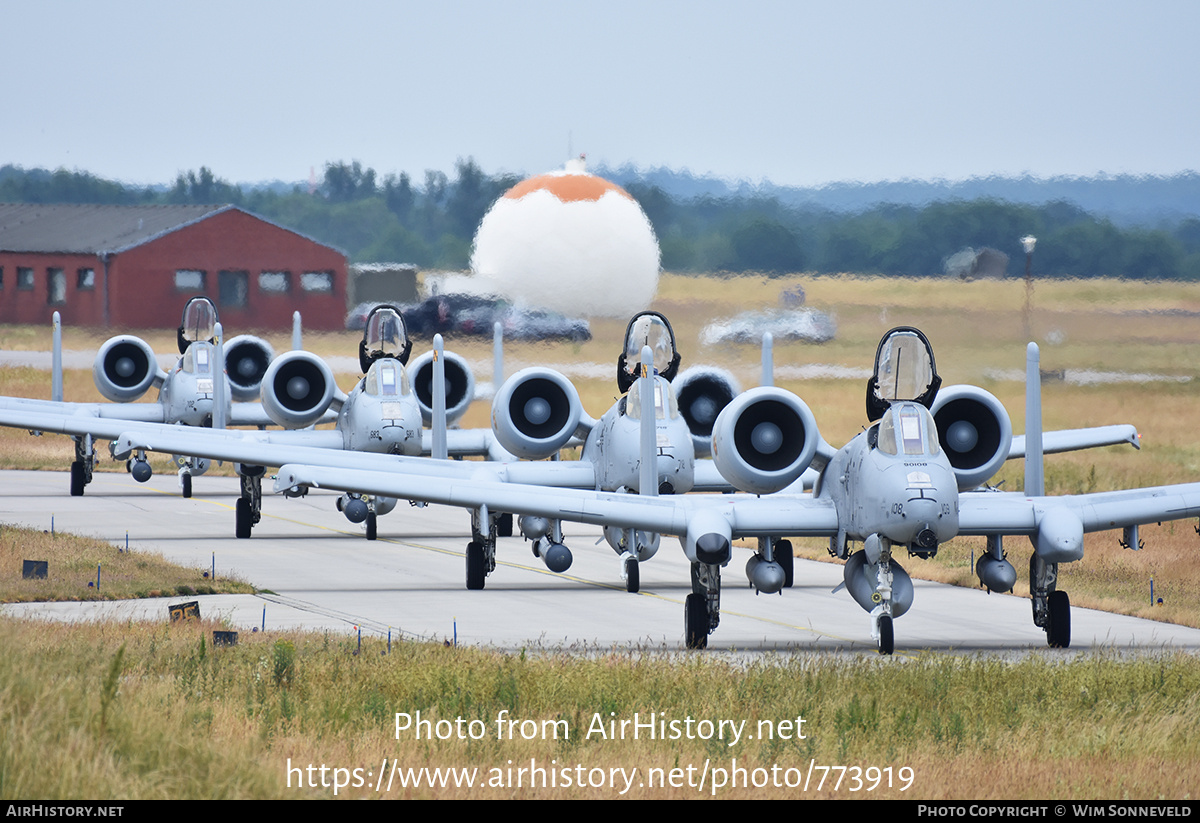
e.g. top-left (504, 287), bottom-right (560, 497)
top-left (5, 0), bottom-right (1198, 188)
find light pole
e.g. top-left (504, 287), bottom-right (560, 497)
top-left (1021, 235), bottom-right (1037, 341)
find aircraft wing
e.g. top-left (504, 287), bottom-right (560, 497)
top-left (0, 395), bottom-right (169, 423)
top-left (274, 463), bottom-right (840, 539)
top-left (957, 483), bottom-right (1200, 535)
top-left (424, 429), bottom-right (517, 462)
top-left (278, 460), bottom-right (1200, 546)
top-left (0, 395), bottom-right (332, 429)
top-left (1009, 424), bottom-right (1139, 457)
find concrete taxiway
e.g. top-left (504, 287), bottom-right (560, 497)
top-left (2, 469), bottom-right (1199, 657)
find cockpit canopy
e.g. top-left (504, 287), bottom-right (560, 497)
top-left (627, 375), bottom-right (680, 421)
top-left (617, 311), bottom-right (680, 393)
top-left (177, 297), bottom-right (218, 354)
top-left (359, 305), bottom-right (413, 372)
top-left (875, 402), bottom-right (941, 457)
top-left (866, 327), bottom-right (941, 422)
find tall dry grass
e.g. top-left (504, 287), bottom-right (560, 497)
top-left (1, 619), bottom-right (1197, 799)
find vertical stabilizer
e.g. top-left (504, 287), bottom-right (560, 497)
top-left (52, 312), bottom-right (63, 402)
top-left (639, 345), bottom-right (658, 497)
top-left (493, 321), bottom-right (504, 394)
top-left (432, 334), bottom-right (448, 459)
top-left (1025, 342), bottom-right (1044, 497)
top-left (292, 311), bottom-right (302, 351)
top-left (761, 331), bottom-right (774, 387)
top-left (213, 322), bottom-right (227, 430)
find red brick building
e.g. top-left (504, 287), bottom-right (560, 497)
top-left (0, 204), bottom-right (348, 331)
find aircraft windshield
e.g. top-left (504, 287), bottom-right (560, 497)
top-left (624, 313), bottom-right (676, 378)
top-left (876, 403), bottom-right (940, 456)
top-left (874, 330), bottom-right (935, 403)
top-left (181, 342), bottom-right (213, 375)
top-left (627, 377), bottom-right (678, 421)
top-left (180, 298), bottom-right (218, 345)
top-left (364, 359), bottom-right (410, 397)
top-left (364, 307), bottom-right (409, 362)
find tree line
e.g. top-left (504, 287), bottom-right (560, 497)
top-left (3, 161), bottom-right (1199, 279)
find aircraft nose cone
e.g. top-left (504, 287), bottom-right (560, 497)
top-left (287, 376), bottom-right (311, 400)
top-left (750, 421), bottom-right (783, 455)
top-left (946, 420), bottom-right (978, 453)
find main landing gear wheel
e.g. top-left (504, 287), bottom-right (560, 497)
top-left (1047, 590), bottom-right (1071, 648)
top-left (70, 461), bottom-right (86, 497)
top-left (366, 512), bottom-right (377, 541)
top-left (235, 497), bottom-right (253, 539)
top-left (466, 541), bottom-right (486, 590)
top-left (624, 557), bottom-right (640, 594)
top-left (181, 473), bottom-right (192, 499)
top-left (684, 593), bottom-right (708, 650)
top-left (877, 615), bottom-right (894, 656)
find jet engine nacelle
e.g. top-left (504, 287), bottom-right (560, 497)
top-left (930, 385), bottom-right (1013, 490)
top-left (93, 335), bottom-right (163, 402)
top-left (224, 335), bottom-right (276, 402)
top-left (710, 387), bottom-right (821, 494)
top-left (673, 366), bottom-right (741, 457)
top-left (261, 351), bottom-right (337, 429)
top-left (409, 349), bottom-right (475, 427)
top-left (491, 367), bottom-right (583, 460)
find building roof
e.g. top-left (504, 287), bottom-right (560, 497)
top-left (0, 203), bottom-right (234, 255)
top-left (0, 203), bottom-right (346, 258)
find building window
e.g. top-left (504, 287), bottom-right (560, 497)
top-left (47, 268), bottom-right (66, 305)
top-left (17, 267), bottom-right (34, 290)
top-left (258, 271), bottom-right (291, 294)
top-left (0, 266), bottom-right (4, 288)
top-left (77, 268), bottom-right (95, 290)
top-left (175, 269), bottom-right (206, 291)
top-left (218, 269), bottom-right (249, 307)
top-left (301, 271), bottom-right (333, 293)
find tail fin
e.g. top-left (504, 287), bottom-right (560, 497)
top-left (761, 331), bottom-right (774, 387)
top-left (431, 334), bottom-right (448, 459)
top-left (52, 312), bottom-right (63, 402)
top-left (213, 322), bottom-right (227, 430)
top-left (639, 345), bottom-right (658, 497)
top-left (1024, 342), bottom-right (1044, 496)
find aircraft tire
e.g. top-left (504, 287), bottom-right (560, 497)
top-left (624, 557), bottom-right (640, 594)
top-left (235, 497), bottom-right (253, 539)
top-left (181, 473), bottom-right (192, 499)
top-left (466, 541), bottom-right (486, 590)
top-left (877, 615), bottom-right (894, 655)
top-left (1047, 590), bottom-right (1071, 648)
top-left (778, 539), bottom-right (794, 588)
top-left (70, 461), bottom-right (86, 497)
top-left (366, 512), bottom-right (377, 541)
top-left (684, 593), bottom-right (708, 650)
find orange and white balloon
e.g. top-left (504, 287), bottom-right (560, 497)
top-left (470, 158), bottom-right (660, 317)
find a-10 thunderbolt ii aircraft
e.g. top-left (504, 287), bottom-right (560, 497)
top-left (0, 296), bottom-right (285, 498)
top-left (0, 301), bottom-right (505, 540)
top-left (88, 311), bottom-right (742, 589)
top-left (2, 310), bottom-right (747, 589)
top-left (1, 319), bottom-right (1144, 632)
top-left (253, 326), bottom-right (1189, 654)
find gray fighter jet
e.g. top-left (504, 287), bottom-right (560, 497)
top-left (259, 326), bottom-right (1181, 653)
top-left (0, 296), bottom-right (281, 497)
